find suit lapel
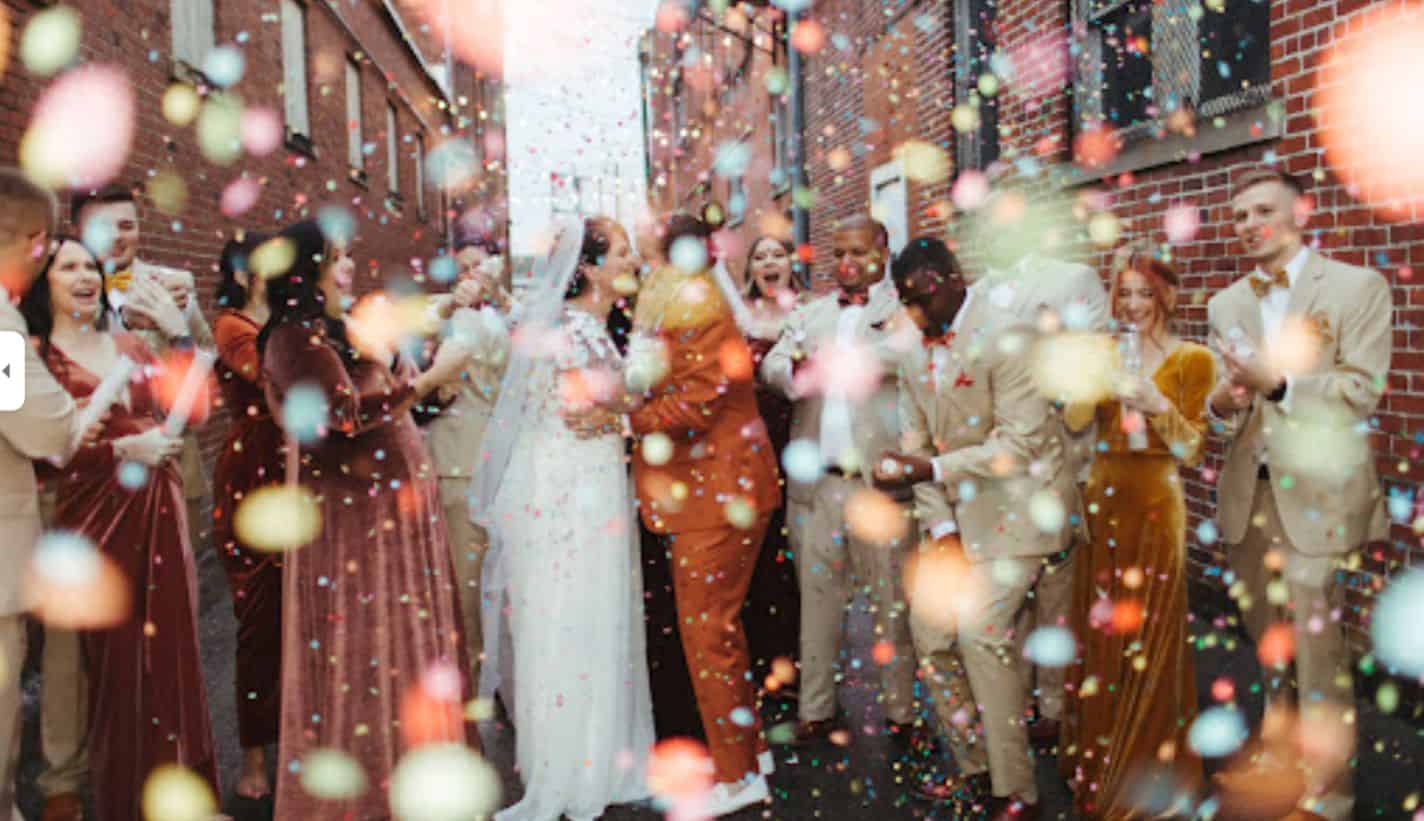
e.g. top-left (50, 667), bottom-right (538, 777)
top-left (1229, 282), bottom-right (1266, 348)
top-left (1284, 250), bottom-right (1326, 321)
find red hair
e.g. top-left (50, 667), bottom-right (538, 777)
top-left (1110, 247), bottom-right (1180, 327)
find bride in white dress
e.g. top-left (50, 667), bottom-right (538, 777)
top-left (469, 216), bottom-right (655, 821)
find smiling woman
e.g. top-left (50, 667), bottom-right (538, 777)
top-left (19, 236), bottom-right (219, 821)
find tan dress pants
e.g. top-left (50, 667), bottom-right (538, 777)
top-left (440, 479), bottom-right (488, 685)
top-left (787, 474), bottom-right (916, 725)
top-left (1228, 478), bottom-right (1355, 821)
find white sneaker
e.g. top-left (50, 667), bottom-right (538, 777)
top-left (701, 773), bottom-right (770, 817)
top-left (758, 749), bottom-right (775, 776)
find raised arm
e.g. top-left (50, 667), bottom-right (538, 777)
top-left (264, 324), bottom-right (413, 437)
top-left (759, 304), bottom-right (808, 399)
top-left (1148, 346), bottom-right (1215, 467)
top-left (630, 313), bottom-right (739, 438)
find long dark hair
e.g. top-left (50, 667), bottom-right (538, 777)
top-left (215, 230), bottom-right (271, 310)
top-left (19, 235), bottom-right (111, 360)
top-left (742, 235), bottom-right (795, 301)
top-left (256, 220), bottom-right (357, 363)
top-left (566, 216), bottom-right (633, 354)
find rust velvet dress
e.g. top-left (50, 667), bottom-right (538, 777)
top-left (1060, 342), bottom-right (1214, 819)
top-left (37, 333), bottom-right (218, 821)
top-left (262, 322), bottom-right (469, 819)
top-left (211, 309), bottom-right (286, 749)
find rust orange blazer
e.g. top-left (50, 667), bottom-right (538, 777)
top-left (630, 265), bottom-right (781, 534)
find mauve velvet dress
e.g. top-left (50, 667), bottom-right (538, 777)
top-left (211, 308), bottom-right (286, 749)
top-left (37, 332), bottom-right (219, 821)
top-left (262, 321), bottom-right (470, 819)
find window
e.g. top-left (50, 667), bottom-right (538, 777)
top-left (171, 0), bottom-right (214, 71)
top-left (280, 0), bottom-right (310, 140)
top-left (1075, 0), bottom-right (1271, 138)
top-left (386, 103), bottom-right (400, 195)
top-left (345, 58), bottom-right (364, 174)
top-left (415, 134), bottom-right (426, 219)
top-left (953, 0), bottom-right (1001, 172)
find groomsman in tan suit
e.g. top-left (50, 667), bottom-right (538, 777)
top-left (1206, 168), bottom-right (1390, 821)
top-left (0, 169), bottom-right (82, 821)
top-left (422, 238), bottom-right (510, 683)
top-left (761, 216), bottom-right (921, 747)
top-left (966, 196), bottom-right (1108, 742)
top-left (875, 236), bottom-right (1072, 820)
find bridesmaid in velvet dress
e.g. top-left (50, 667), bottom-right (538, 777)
top-left (211, 232), bottom-right (285, 799)
top-left (258, 220), bottom-right (474, 818)
top-left (1060, 251), bottom-right (1210, 819)
top-left (22, 237), bottom-right (218, 819)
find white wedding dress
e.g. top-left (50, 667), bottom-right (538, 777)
top-left (485, 304), bottom-right (654, 821)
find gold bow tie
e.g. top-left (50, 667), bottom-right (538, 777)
top-left (1248, 267), bottom-right (1290, 298)
top-left (107, 267), bottom-right (133, 294)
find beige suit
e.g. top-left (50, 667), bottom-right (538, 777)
top-left (761, 287), bottom-right (920, 725)
top-left (1207, 249), bottom-right (1391, 821)
top-left (0, 295), bottom-right (78, 816)
top-left (972, 255), bottom-right (1108, 722)
top-left (898, 300), bottom-right (1071, 803)
top-left (423, 303), bottom-right (508, 683)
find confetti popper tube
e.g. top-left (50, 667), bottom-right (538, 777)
top-left (66, 354), bottom-right (136, 458)
top-left (162, 350), bottom-right (216, 436)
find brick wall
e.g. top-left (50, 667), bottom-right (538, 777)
top-left (0, 0), bottom-right (507, 472)
top-left (644, 0), bottom-right (1424, 642)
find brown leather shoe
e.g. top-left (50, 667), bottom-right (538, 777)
top-left (41, 793), bottom-right (84, 821)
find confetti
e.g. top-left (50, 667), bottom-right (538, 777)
top-left (1372, 568), bottom-right (1424, 677)
top-left (27, 530), bottom-right (130, 629)
top-left (389, 744), bottom-right (501, 821)
top-left (1187, 706), bottom-right (1248, 758)
top-left (240, 106), bottom-right (283, 156)
top-left (232, 484), bottom-right (321, 553)
top-left (161, 83), bottom-right (202, 127)
top-left (202, 44), bottom-right (245, 87)
top-left (21, 64), bottom-right (134, 189)
top-left (20, 4), bottom-right (80, 77)
top-left (844, 487), bottom-right (907, 546)
top-left (141, 765), bottom-right (217, 821)
top-left (646, 737), bottom-right (714, 801)
top-left (197, 92), bottom-right (244, 166)
top-left (300, 749), bottom-right (369, 800)
top-left (1023, 625), bottom-right (1076, 667)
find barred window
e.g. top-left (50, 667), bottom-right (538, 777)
top-left (953, 0), bottom-right (1000, 172)
top-left (1075, 0), bottom-right (1271, 139)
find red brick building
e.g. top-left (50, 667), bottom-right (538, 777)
top-left (643, 0), bottom-right (1424, 652)
top-left (1, 0), bottom-right (508, 457)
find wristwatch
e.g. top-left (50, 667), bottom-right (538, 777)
top-left (1265, 377), bottom-right (1287, 403)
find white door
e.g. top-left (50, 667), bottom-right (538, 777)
top-left (869, 160), bottom-right (909, 255)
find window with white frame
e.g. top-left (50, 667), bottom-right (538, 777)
top-left (1074, 0), bottom-right (1270, 138)
top-left (345, 58), bottom-right (364, 172)
top-left (415, 134), bottom-right (426, 219)
top-left (171, 0), bottom-right (215, 71)
top-left (386, 103), bottom-right (400, 195)
top-left (280, 0), bottom-right (310, 139)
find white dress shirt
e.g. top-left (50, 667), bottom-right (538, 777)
top-left (1256, 245), bottom-right (1309, 412)
top-left (819, 302), bottom-right (865, 469)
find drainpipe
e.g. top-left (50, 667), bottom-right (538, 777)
top-left (786, 10), bottom-right (810, 287)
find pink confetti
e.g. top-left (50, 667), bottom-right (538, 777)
top-left (23, 64), bottom-right (134, 189)
top-left (220, 177), bottom-right (261, 217)
top-left (241, 106), bottom-right (282, 156)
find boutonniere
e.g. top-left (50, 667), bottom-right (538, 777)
top-left (1305, 311), bottom-right (1334, 347)
top-left (954, 370), bottom-right (975, 388)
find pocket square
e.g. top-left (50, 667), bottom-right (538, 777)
top-left (1306, 311), bottom-right (1335, 347)
top-left (954, 370), bottom-right (975, 388)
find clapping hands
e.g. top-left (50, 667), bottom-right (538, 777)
top-left (123, 276), bottom-right (187, 338)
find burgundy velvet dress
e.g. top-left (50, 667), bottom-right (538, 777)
top-left (211, 309), bottom-right (286, 749)
top-left (37, 332), bottom-right (219, 821)
top-left (262, 321), bottom-right (469, 819)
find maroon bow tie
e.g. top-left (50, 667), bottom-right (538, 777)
top-left (838, 290), bottom-right (869, 308)
top-left (923, 330), bottom-right (956, 350)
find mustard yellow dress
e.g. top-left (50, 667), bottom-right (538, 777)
top-left (1060, 342), bottom-right (1215, 819)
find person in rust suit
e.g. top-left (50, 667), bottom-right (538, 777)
top-left (627, 214), bottom-right (781, 816)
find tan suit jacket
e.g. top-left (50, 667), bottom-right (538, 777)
top-left (760, 287), bottom-right (918, 502)
top-left (897, 298), bottom-right (1072, 561)
top-left (0, 297), bottom-right (78, 616)
top-left (1207, 249), bottom-right (1391, 553)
